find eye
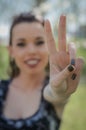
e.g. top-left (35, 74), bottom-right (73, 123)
top-left (16, 42), bottom-right (26, 47)
top-left (36, 40), bottom-right (45, 46)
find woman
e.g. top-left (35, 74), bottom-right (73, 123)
top-left (0, 12), bottom-right (84, 130)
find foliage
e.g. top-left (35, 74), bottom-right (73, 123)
top-left (71, 38), bottom-right (86, 76)
top-left (0, 45), bottom-right (9, 79)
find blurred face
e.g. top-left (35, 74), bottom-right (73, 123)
top-left (9, 22), bottom-right (49, 75)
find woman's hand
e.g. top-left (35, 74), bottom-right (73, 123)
top-left (44, 15), bottom-right (84, 95)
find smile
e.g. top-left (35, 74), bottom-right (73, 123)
top-left (25, 59), bottom-right (40, 67)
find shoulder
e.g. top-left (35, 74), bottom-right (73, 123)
top-left (0, 79), bottom-right (10, 87)
top-left (0, 79), bottom-right (10, 94)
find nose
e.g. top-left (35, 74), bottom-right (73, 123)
top-left (27, 44), bottom-right (37, 54)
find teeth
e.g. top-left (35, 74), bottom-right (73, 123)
top-left (27, 60), bottom-right (39, 65)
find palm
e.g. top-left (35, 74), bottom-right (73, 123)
top-left (45, 15), bottom-right (84, 94)
top-left (51, 51), bottom-right (69, 70)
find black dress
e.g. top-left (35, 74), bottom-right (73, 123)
top-left (0, 78), bottom-right (61, 130)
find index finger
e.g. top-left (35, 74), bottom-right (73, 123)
top-left (58, 15), bottom-right (67, 51)
top-left (44, 20), bottom-right (57, 55)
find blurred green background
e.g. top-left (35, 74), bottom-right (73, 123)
top-left (0, 0), bottom-right (86, 130)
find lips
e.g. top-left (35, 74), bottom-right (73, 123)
top-left (24, 58), bottom-right (40, 67)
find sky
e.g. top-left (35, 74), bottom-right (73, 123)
top-left (0, 0), bottom-right (86, 38)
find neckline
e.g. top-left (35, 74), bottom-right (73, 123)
top-left (0, 77), bottom-right (49, 122)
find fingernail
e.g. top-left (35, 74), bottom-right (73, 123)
top-left (68, 65), bottom-right (74, 72)
top-left (71, 73), bottom-right (77, 80)
top-left (71, 59), bottom-right (75, 66)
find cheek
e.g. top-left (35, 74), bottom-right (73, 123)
top-left (41, 44), bottom-right (49, 56)
top-left (13, 52), bottom-right (21, 60)
top-left (13, 52), bottom-right (24, 70)
top-left (12, 48), bottom-right (24, 58)
top-left (40, 43), bottom-right (49, 53)
top-left (44, 54), bottom-right (49, 64)
top-left (41, 48), bottom-right (49, 65)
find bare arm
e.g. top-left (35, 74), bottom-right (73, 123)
top-left (43, 15), bottom-right (84, 119)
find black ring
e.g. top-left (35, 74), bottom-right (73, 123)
top-left (71, 73), bottom-right (77, 80)
top-left (71, 59), bottom-right (75, 66)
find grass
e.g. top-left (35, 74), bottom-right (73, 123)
top-left (60, 82), bottom-right (86, 130)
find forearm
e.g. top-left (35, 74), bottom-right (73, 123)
top-left (43, 81), bottom-right (70, 119)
